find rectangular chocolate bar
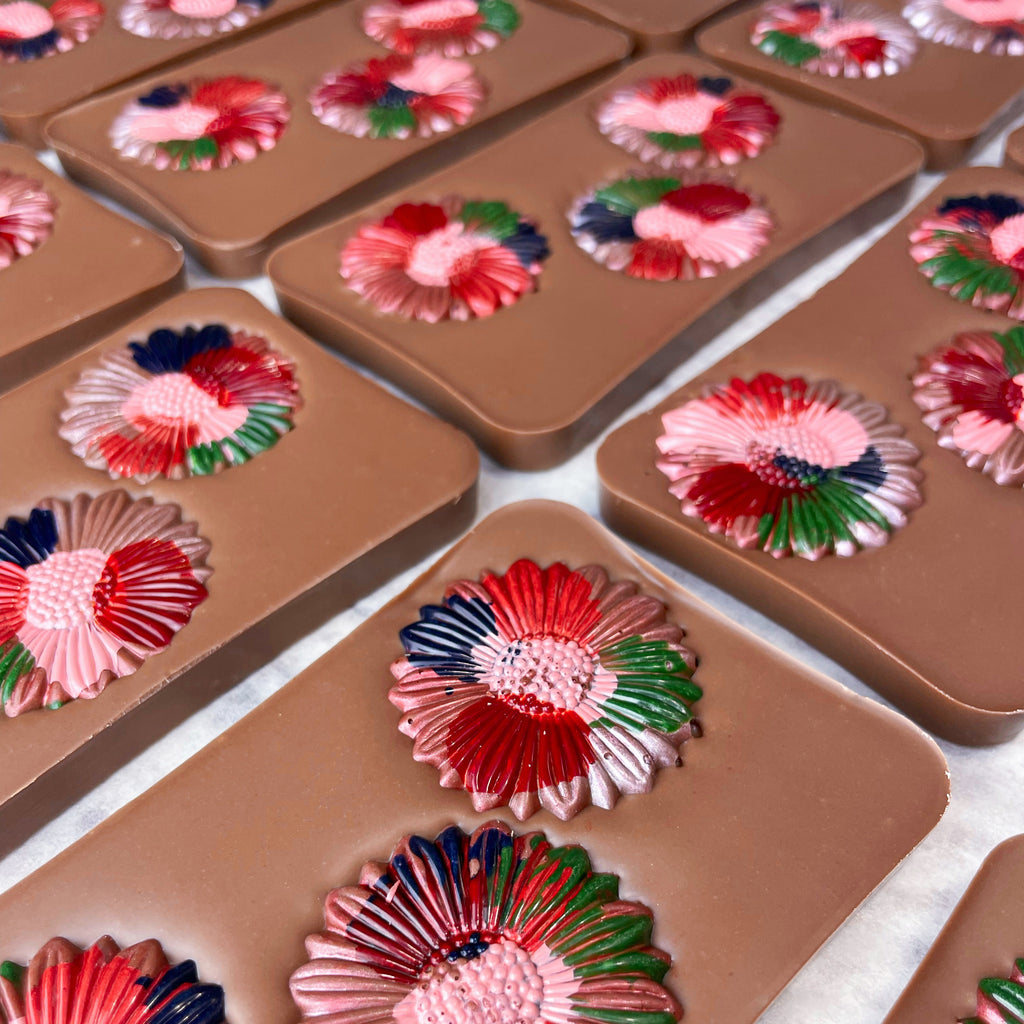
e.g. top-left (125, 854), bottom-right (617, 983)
top-left (598, 166), bottom-right (1024, 745)
top-left (697, 0), bottom-right (1024, 168)
top-left (268, 52), bottom-right (922, 469)
top-left (43, 0), bottom-right (630, 276)
top-left (0, 286), bottom-right (478, 855)
top-left (0, 501), bottom-right (948, 1024)
top-left (884, 836), bottom-right (1024, 1024)
top-left (0, 142), bottom-right (183, 395)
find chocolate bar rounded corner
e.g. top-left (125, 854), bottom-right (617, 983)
top-left (1007, 125), bottom-right (1024, 174)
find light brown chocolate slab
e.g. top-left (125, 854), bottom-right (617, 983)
top-left (0, 0), bottom-right (333, 149)
top-left (44, 0), bottom-right (630, 277)
top-left (883, 835), bottom-right (1024, 1024)
top-left (598, 165), bottom-right (1024, 746)
top-left (268, 52), bottom-right (922, 470)
top-left (0, 142), bottom-right (183, 396)
top-left (1008, 124), bottom-right (1024, 173)
top-left (697, 0), bottom-right (1024, 169)
top-left (0, 500), bottom-right (947, 1024)
top-left (0, 286), bottom-right (478, 855)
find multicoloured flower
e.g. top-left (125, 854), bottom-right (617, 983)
top-left (310, 54), bottom-right (484, 140)
top-left (341, 197), bottom-right (549, 321)
top-left (910, 193), bottom-right (1024, 320)
top-left (0, 936), bottom-right (225, 1024)
top-left (595, 74), bottom-right (781, 170)
top-left (656, 372), bottom-right (923, 560)
top-left (59, 323), bottom-right (302, 484)
top-left (109, 76), bottom-right (290, 171)
top-left (290, 822), bottom-right (684, 1024)
top-left (0, 0), bottom-right (103, 61)
top-left (570, 177), bottom-right (773, 282)
top-left (0, 171), bottom-right (56, 269)
top-left (362, 0), bottom-right (520, 56)
top-left (389, 558), bottom-right (701, 820)
top-left (0, 490), bottom-right (211, 718)
top-left (962, 959), bottom-right (1024, 1024)
top-left (913, 327), bottom-right (1024, 486)
top-left (751, 0), bottom-right (919, 76)
top-left (903, 0), bottom-right (1023, 54)
top-left (118, 0), bottom-right (272, 40)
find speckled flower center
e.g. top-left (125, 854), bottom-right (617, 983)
top-left (811, 17), bottom-right (878, 45)
top-left (395, 940), bottom-right (544, 1024)
top-left (651, 93), bottom-right (722, 135)
top-left (169, 0), bottom-right (238, 17)
top-left (406, 223), bottom-right (491, 287)
top-left (942, 0), bottom-right (1024, 21)
top-left (633, 203), bottom-right (705, 243)
top-left (402, 0), bottom-right (479, 28)
top-left (24, 549), bottom-right (107, 630)
top-left (0, 0), bottom-right (55, 37)
top-left (121, 371), bottom-right (249, 442)
top-left (131, 103), bottom-right (219, 143)
top-left (485, 637), bottom-right (594, 712)
top-left (989, 213), bottom-right (1024, 267)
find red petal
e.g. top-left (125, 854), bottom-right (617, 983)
top-left (663, 182), bottom-right (752, 221)
top-left (382, 202), bottom-right (448, 237)
top-left (0, 561), bottom-right (28, 646)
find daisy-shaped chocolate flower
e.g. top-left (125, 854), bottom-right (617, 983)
top-left (290, 822), bottom-right (683, 1024)
top-left (0, 936), bottom-right (224, 1024)
top-left (0, 491), bottom-right (211, 717)
top-left (362, 0), bottom-right (520, 56)
top-left (656, 372), bottom-right (923, 559)
top-left (118, 0), bottom-right (273, 40)
top-left (910, 193), bottom-right (1024, 319)
top-left (60, 322), bottom-right (302, 483)
top-left (596, 73), bottom-right (781, 170)
top-left (913, 327), bottom-right (1024, 486)
top-left (903, 0), bottom-right (1023, 55)
top-left (0, 0), bottom-right (103, 61)
top-left (0, 170), bottom-right (56, 269)
top-left (390, 558), bottom-right (701, 820)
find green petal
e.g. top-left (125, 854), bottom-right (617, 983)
top-left (458, 200), bottom-right (520, 239)
top-left (367, 104), bottom-right (417, 138)
top-left (594, 177), bottom-right (680, 216)
top-left (998, 326), bottom-right (1024, 376)
top-left (0, 961), bottom-right (22, 986)
top-left (560, 912), bottom-right (654, 968)
top-left (478, 0), bottom-right (520, 36)
top-left (646, 131), bottom-right (703, 152)
top-left (757, 29), bottom-right (821, 66)
top-left (980, 977), bottom-right (1024, 1022)
top-left (0, 640), bottom-right (34, 706)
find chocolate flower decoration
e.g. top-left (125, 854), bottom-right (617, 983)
top-left (596, 73), bottom-right (781, 170)
top-left (119, 0), bottom-right (273, 39)
top-left (656, 372), bottom-right (923, 559)
top-left (962, 959), bottom-right (1024, 1023)
top-left (913, 327), bottom-right (1024, 486)
top-left (903, 0), bottom-right (1023, 55)
top-left (311, 53), bottom-right (484, 139)
top-left (110, 76), bottom-right (290, 171)
top-left (0, 936), bottom-right (224, 1024)
top-left (362, 0), bottom-right (520, 56)
top-left (341, 197), bottom-right (549, 321)
top-left (0, 491), bottom-right (211, 717)
top-left (910, 193), bottom-right (1024, 320)
top-left (751, 0), bottom-right (919, 76)
top-left (0, 171), bottom-right (56, 269)
top-left (60, 323), bottom-right (302, 483)
top-left (291, 822), bottom-right (683, 1024)
top-left (390, 558), bottom-right (701, 820)
top-left (0, 0), bottom-right (103, 61)
top-left (570, 177), bottom-right (773, 281)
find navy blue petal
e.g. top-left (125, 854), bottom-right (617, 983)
top-left (698, 76), bottom-right (732, 96)
top-left (938, 193), bottom-right (1024, 224)
top-left (500, 222), bottom-right (550, 269)
top-left (572, 201), bottom-right (638, 244)
top-left (148, 984), bottom-right (225, 1024)
top-left (468, 825), bottom-right (513, 877)
top-left (379, 83), bottom-right (420, 107)
top-left (137, 84), bottom-right (189, 108)
top-left (838, 445), bottom-right (887, 490)
top-left (0, 29), bottom-right (60, 60)
top-left (0, 508), bottom-right (58, 568)
top-left (129, 324), bottom-right (232, 374)
top-left (400, 595), bottom-right (496, 682)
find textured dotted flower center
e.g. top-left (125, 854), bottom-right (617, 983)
top-left (400, 940), bottom-right (544, 1024)
top-left (486, 637), bottom-right (594, 712)
top-left (0, 1), bottom-right (55, 38)
top-left (401, 0), bottom-right (479, 29)
top-left (651, 93), bottom-right (722, 135)
top-left (942, 0), bottom-right (1024, 22)
top-left (989, 213), bottom-right (1024, 268)
top-left (169, 0), bottom-right (238, 16)
top-left (633, 203), bottom-right (705, 243)
top-left (24, 549), bottom-right (107, 630)
top-left (810, 18), bottom-right (879, 46)
top-left (131, 103), bottom-right (219, 143)
top-left (406, 224), bottom-right (491, 287)
top-left (123, 372), bottom-right (223, 427)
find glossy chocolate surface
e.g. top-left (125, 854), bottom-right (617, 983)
top-left (44, 0), bottom-right (630, 276)
top-left (0, 501), bottom-right (948, 1024)
top-left (598, 165), bottom-right (1024, 745)
top-left (269, 52), bottom-right (922, 469)
top-left (1008, 124), bottom-right (1024, 173)
top-left (0, 287), bottom-right (478, 854)
top-left (884, 836), bottom-right (1024, 1024)
top-left (0, 142), bottom-right (183, 395)
top-left (697, 0), bottom-right (1024, 169)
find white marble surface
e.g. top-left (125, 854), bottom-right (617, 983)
top-left (3, 118), bottom-right (1024, 1024)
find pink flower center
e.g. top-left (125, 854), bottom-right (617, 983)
top-left (405, 223), bottom-right (491, 287)
top-left (24, 549), bottom-right (108, 630)
top-left (633, 203), bottom-right (706, 243)
top-left (122, 371), bottom-right (248, 443)
top-left (485, 637), bottom-right (594, 712)
top-left (394, 940), bottom-right (544, 1024)
top-left (399, 0), bottom-right (479, 29)
top-left (129, 102), bottom-right (220, 143)
top-left (650, 93), bottom-right (723, 135)
top-left (942, 0), bottom-right (1024, 22)
top-left (169, 0), bottom-right (239, 17)
top-left (989, 213), bottom-right (1024, 267)
top-left (0, 1), bottom-right (55, 39)
top-left (811, 18), bottom-right (879, 45)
